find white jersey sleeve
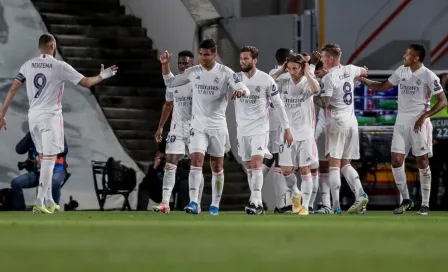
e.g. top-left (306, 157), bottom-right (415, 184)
top-left (225, 67), bottom-right (250, 95)
top-left (165, 87), bottom-right (174, 102)
top-left (388, 66), bottom-right (402, 86)
top-left (269, 79), bottom-right (290, 129)
top-left (348, 64), bottom-right (362, 78)
top-left (427, 71), bottom-right (443, 95)
top-left (59, 62), bottom-right (84, 85)
top-left (320, 74), bottom-right (335, 97)
top-left (15, 63), bottom-right (27, 83)
top-left (163, 69), bottom-right (191, 88)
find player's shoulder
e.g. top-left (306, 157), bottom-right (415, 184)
top-left (257, 70), bottom-right (272, 81)
top-left (421, 66), bottom-right (438, 79)
top-left (268, 67), bottom-right (278, 76)
top-left (394, 65), bottom-right (406, 73)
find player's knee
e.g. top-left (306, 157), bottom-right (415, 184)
top-left (281, 167), bottom-right (293, 176)
top-left (300, 167), bottom-right (311, 176)
top-left (190, 152), bottom-right (204, 167)
top-left (391, 158), bottom-right (404, 168)
top-left (416, 155), bottom-right (429, 169)
top-left (210, 158), bottom-right (224, 173)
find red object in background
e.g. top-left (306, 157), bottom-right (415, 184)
top-left (367, 88), bottom-right (374, 97)
top-left (367, 99), bottom-right (374, 110)
top-left (288, 0), bottom-right (301, 14)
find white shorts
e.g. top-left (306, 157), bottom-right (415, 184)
top-left (267, 126), bottom-right (281, 154)
top-left (189, 127), bottom-right (230, 157)
top-left (165, 133), bottom-right (189, 155)
top-left (392, 119), bottom-right (433, 157)
top-left (237, 131), bottom-right (269, 162)
top-left (325, 124), bottom-right (360, 160)
top-left (29, 113), bottom-right (64, 155)
top-left (315, 122), bottom-right (327, 162)
top-left (278, 138), bottom-right (318, 167)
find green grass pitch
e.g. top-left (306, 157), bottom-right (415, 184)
top-left (0, 211), bottom-right (446, 272)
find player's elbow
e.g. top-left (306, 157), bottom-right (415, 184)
top-left (78, 78), bottom-right (93, 88)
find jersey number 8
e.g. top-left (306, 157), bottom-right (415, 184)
top-left (33, 73), bottom-right (47, 98)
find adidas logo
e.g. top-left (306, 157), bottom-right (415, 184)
top-left (402, 78), bottom-right (405, 81)
top-left (189, 188), bottom-right (197, 191)
top-left (196, 76), bottom-right (200, 80)
top-left (306, 157), bottom-right (311, 161)
top-left (174, 90), bottom-right (178, 93)
top-left (163, 188), bottom-right (169, 191)
top-left (258, 147), bottom-right (262, 150)
top-left (420, 147), bottom-right (425, 150)
top-left (284, 91), bottom-right (288, 94)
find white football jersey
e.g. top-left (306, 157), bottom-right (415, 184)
top-left (235, 69), bottom-right (277, 136)
top-left (268, 66), bottom-right (290, 131)
top-left (276, 76), bottom-right (318, 141)
top-left (16, 54), bottom-right (83, 116)
top-left (165, 83), bottom-right (193, 131)
top-left (388, 65), bottom-right (443, 125)
top-left (321, 65), bottom-right (361, 128)
top-left (163, 63), bottom-right (249, 131)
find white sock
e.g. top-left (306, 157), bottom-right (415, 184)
top-left (247, 169), bottom-right (253, 202)
top-left (211, 170), bottom-right (224, 208)
top-left (274, 167), bottom-right (287, 208)
top-left (198, 173), bottom-right (204, 207)
top-left (36, 158), bottom-right (55, 207)
top-left (45, 186), bottom-right (55, 207)
top-left (341, 164), bottom-right (365, 198)
top-left (188, 167), bottom-right (202, 203)
top-left (310, 173), bottom-right (319, 208)
top-left (162, 163), bottom-right (177, 204)
top-left (251, 168), bottom-right (263, 206)
top-left (262, 164), bottom-right (270, 178)
top-left (284, 173), bottom-right (301, 197)
top-left (301, 173), bottom-right (313, 209)
top-left (320, 173), bottom-right (331, 208)
top-left (419, 166), bottom-right (431, 207)
top-left (392, 165), bottom-right (409, 200)
top-left (329, 167), bottom-right (341, 208)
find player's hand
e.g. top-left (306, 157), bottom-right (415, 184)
top-left (414, 114), bottom-right (428, 133)
top-left (99, 64), bottom-right (118, 79)
top-left (154, 128), bottom-right (163, 143)
top-left (310, 51), bottom-right (321, 65)
top-left (231, 89), bottom-right (246, 100)
top-left (160, 50), bottom-right (172, 64)
top-left (363, 66), bottom-right (369, 76)
top-left (304, 62), bottom-right (311, 75)
top-left (441, 74), bottom-right (448, 89)
top-left (280, 61), bottom-right (288, 73)
top-left (283, 128), bottom-right (293, 147)
top-left (0, 117), bottom-right (6, 131)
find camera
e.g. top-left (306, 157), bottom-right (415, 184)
top-left (64, 195), bottom-right (79, 211)
top-left (17, 158), bottom-right (37, 172)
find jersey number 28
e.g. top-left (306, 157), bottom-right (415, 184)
top-left (33, 73), bottom-right (47, 98)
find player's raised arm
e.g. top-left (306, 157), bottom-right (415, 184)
top-left (358, 67), bottom-right (398, 92)
top-left (227, 70), bottom-right (250, 100)
top-left (271, 61), bottom-right (287, 80)
top-left (0, 67), bottom-right (27, 130)
top-left (304, 63), bottom-right (320, 94)
top-left (77, 64), bottom-right (118, 88)
top-left (160, 51), bottom-right (190, 88)
top-left (154, 88), bottom-right (174, 142)
top-left (319, 74), bottom-right (334, 109)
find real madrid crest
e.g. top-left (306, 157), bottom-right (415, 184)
top-left (214, 76), bottom-right (220, 83)
top-left (416, 79), bottom-right (421, 85)
top-left (255, 86), bottom-right (261, 92)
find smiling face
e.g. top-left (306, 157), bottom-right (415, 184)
top-left (198, 48), bottom-right (216, 69)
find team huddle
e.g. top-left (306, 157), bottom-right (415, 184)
top-left (154, 39), bottom-right (447, 216)
top-left (0, 34), bottom-right (445, 215)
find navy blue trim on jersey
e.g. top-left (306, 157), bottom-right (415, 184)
top-left (15, 73), bottom-right (26, 83)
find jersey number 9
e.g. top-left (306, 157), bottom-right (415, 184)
top-left (33, 73), bottom-right (47, 98)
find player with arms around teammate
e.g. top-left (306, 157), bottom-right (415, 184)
top-left (358, 44), bottom-right (447, 215)
top-left (236, 46), bottom-right (292, 215)
top-left (160, 39), bottom-right (249, 215)
top-left (153, 50), bottom-right (204, 214)
top-left (266, 48), bottom-right (294, 213)
top-left (271, 54), bottom-right (321, 215)
top-left (0, 33), bottom-right (117, 213)
top-left (318, 43), bottom-right (368, 214)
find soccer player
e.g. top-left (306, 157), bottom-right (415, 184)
top-left (0, 33), bottom-right (117, 213)
top-left (318, 43), bottom-right (368, 214)
top-left (152, 50), bottom-right (205, 214)
top-left (358, 43), bottom-right (447, 215)
top-left (310, 60), bottom-right (333, 214)
top-left (236, 46), bottom-right (292, 215)
top-left (266, 48), bottom-right (294, 213)
top-left (160, 39), bottom-right (249, 215)
top-left (271, 54), bottom-right (321, 215)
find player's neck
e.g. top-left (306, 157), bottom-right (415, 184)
top-left (40, 50), bottom-right (53, 57)
top-left (291, 74), bottom-right (304, 84)
top-left (202, 61), bottom-right (216, 71)
top-left (409, 62), bottom-right (423, 73)
top-left (244, 68), bottom-right (257, 79)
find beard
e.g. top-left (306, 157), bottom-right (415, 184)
top-left (240, 63), bottom-right (253, 72)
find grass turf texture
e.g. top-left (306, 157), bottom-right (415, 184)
top-left (0, 211), bottom-right (446, 272)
